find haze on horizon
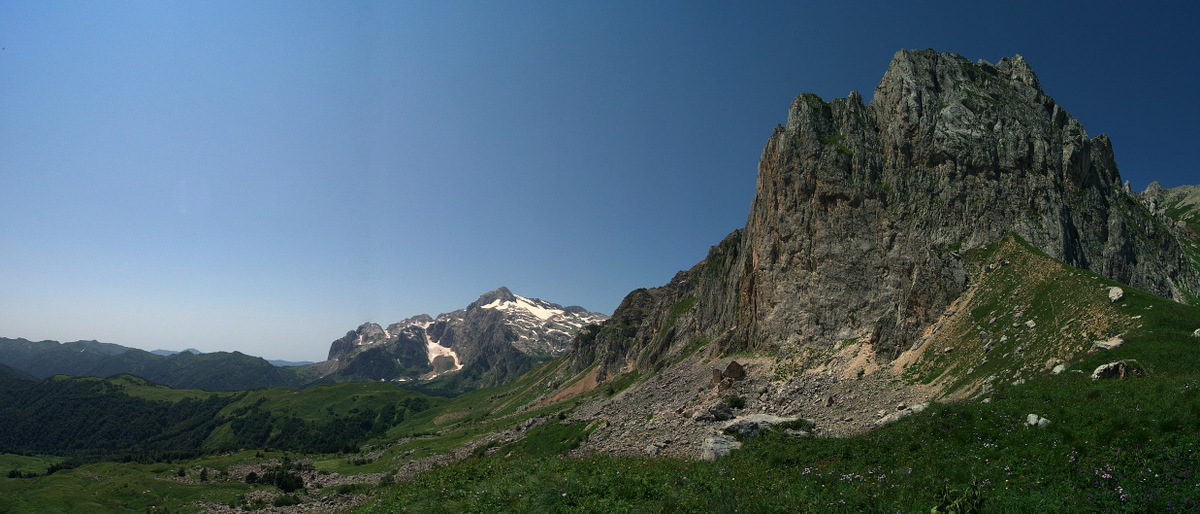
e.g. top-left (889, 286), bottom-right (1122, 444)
top-left (2, 1), bottom-right (1198, 362)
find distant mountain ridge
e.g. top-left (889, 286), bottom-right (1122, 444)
top-left (149, 348), bottom-right (203, 357)
top-left (0, 338), bottom-right (299, 391)
top-left (150, 347), bottom-right (314, 367)
top-left (0, 288), bottom-right (605, 394)
top-left (310, 287), bottom-right (608, 394)
top-left (0, 361), bottom-right (33, 381)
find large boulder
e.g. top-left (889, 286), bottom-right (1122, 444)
top-left (875, 402), bottom-right (929, 427)
top-left (721, 414), bottom-right (799, 438)
top-left (1092, 337), bottom-right (1124, 351)
top-left (699, 433), bottom-right (742, 461)
top-left (722, 361), bottom-right (746, 380)
top-left (694, 400), bottom-right (734, 422)
top-left (1091, 360), bottom-right (1145, 380)
top-left (1108, 287), bottom-right (1125, 303)
top-left (1025, 413), bottom-right (1051, 428)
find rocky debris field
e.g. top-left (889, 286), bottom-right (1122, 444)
top-left (570, 345), bottom-right (933, 460)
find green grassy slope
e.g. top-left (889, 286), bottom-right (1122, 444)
top-left (901, 234), bottom-right (1156, 399)
top-left (0, 379), bottom-right (447, 512)
top-left (0, 377), bottom-right (441, 464)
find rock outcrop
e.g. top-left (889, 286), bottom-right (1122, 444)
top-left (570, 49), bottom-right (1200, 380)
top-left (1091, 360), bottom-right (1145, 380)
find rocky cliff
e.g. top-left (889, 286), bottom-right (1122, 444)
top-left (319, 287), bottom-right (608, 392)
top-left (1138, 182), bottom-right (1200, 276)
top-left (571, 49), bottom-right (1200, 379)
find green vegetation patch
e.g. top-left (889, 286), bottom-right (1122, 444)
top-left (902, 234), bottom-right (1156, 396)
top-left (515, 421), bottom-right (590, 458)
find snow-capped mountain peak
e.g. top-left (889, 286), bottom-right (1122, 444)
top-left (320, 288), bottom-right (607, 391)
top-left (480, 294), bottom-right (564, 321)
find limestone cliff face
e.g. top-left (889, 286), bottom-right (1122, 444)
top-left (571, 49), bottom-right (1200, 376)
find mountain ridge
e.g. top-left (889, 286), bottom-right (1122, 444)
top-left (0, 337), bottom-right (296, 391)
top-left (310, 287), bottom-right (607, 394)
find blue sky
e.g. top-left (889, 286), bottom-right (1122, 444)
top-left (2, 1), bottom-right (1198, 361)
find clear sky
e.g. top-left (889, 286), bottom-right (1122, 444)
top-left (2, 1), bottom-right (1198, 362)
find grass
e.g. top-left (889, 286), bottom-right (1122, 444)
top-left (0, 454), bottom-right (62, 478)
top-left (901, 234), bottom-right (1163, 397)
top-left (0, 448), bottom-right (397, 513)
top-left (0, 459), bottom-right (246, 513)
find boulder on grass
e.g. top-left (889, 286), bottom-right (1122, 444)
top-left (1025, 413), bottom-right (1051, 428)
top-left (1091, 360), bottom-right (1145, 381)
top-left (1092, 337), bottom-right (1124, 351)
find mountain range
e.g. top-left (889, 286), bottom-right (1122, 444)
top-left (0, 338), bottom-right (299, 391)
top-left (0, 287), bottom-right (605, 393)
top-left (305, 287), bottom-right (608, 394)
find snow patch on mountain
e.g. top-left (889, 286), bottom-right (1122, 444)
top-left (417, 321), bottom-right (461, 371)
top-left (480, 294), bottom-right (565, 321)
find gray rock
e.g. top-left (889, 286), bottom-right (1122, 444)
top-left (721, 414), bottom-right (799, 438)
top-left (1193, 328), bottom-right (1200, 338)
top-left (645, 441), bottom-right (668, 457)
top-left (1109, 287), bottom-right (1125, 303)
top-left (722, 361), bottom-right (746, 380)
top-left (1092, 337), bottom-right (1124, 351)
top-left (1091, 360), bottom-right (1144, 380)
top-left (874, 402), bottom-right (929, 427)
top-left (699, 433), bottom-right (742, 461)
top-left (706, 401), bottom-right (734, 421)
top-left (1052, 364), bottom-right (1067, 375)
top-left (1025, 414), bottom-right (1051, 428)
top-left (1024, 320), bottom-right (1037, 329)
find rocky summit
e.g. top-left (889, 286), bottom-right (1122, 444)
top-left (572, 49), bottom-right (1199, 379)
top-left (316, 287), bottom-right (607, 392)
top-left (555, 49), bottom-right (1200, 457)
